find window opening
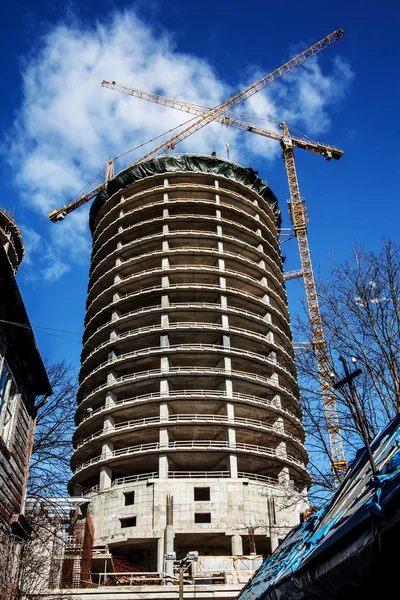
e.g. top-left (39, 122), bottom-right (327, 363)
top-left (194, 487), bottom-right (210, 501)
top-left (124, 492), bottom-right (135, 506)
top-left (195, 513), bottom-right (211, 523)
top-left (120, 517), bottom-right (137, 528)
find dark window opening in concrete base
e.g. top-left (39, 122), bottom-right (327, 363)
top-left (195, 512), bottom-right (211, 523)
top-left (120, 517), bottom-right (136, 528)
top-left (194, 487), bottom-right (211, 501)
top-left (124, 491), bottom-right (135, 505)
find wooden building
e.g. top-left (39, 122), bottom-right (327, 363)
top-left (0, 209), bottom-right (51, 599)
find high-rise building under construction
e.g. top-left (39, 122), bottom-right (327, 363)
top-left (68, 154), bottom-right (309, 597)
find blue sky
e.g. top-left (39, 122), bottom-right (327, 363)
top-left (0, 0), bottom-right (399, 372)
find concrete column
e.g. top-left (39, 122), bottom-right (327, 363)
top-left (216, 209), bottom-right (222, 220)
top-left (222, 334), bottom-right (230, 349)
top-left (108, 348), bottom-right (117, 362)
top-left (269, 372), bottom-right (279, 386)
top-left (162, 275), bottom-right (169, 289)
top-left (164, 525), bottom-right (175, 577)
top-left (103, 415), bottom-right (115, 432)
top-left (99, 466), bottom-right (112, 490)
top-left (160, 379), bottom-right (169, 396)
top-left (160, 334), bottom-right (169, 348)
top-left (221, 314), bottom-right (229, 330)
top-left (164, 178), bottom-right (169, 187)
top-left (270, 531), bottom-right (279, 553)
top-left (231, 534), bottom-right (243, 556)
top-left (160, 356), bottom-right (169, 374)
top-left (159, 454), bottom-right (169, 479)
top-left (276, 440), bottom-right (287, 458)
top-left (107, 371), bottom-right (117, 384)
top-left (105, 391), bottom-right (116, 408)
top-left (220, 295), bottom-right (228, 310)
top-left (157, 537), bottom-right (165, 573)
top-left (226, 403), bottom-right (235, 421)
top-left (111, 309), bottom-right (120, 322)
top-left (273, 394), bottom-right (282, 408)
top-left (109, 329), bottom-right (118, 342)
top-left (162, 239), bottom-right (169, 252)
top-left (218, 258), bottom-right (225, 271)
top-left (162, 257), bottom-right (169, 269)
top-left (102, 440), bottom-right (114, 457)
top-left (161, 294), bottom-right (170, 308)
top-left (112, 292), bottom-right (120, 303)
top-left (160, 403), bottom-right (169, 423)
top-left (225, 379), bottom-right (233, 398)
top-left (161, 314), bottom-right (169, 328)
top-left (220, 276), bottom-right (226, 290)
top-left (274, 416), bottom-right (285, 433)
top-left (278, 466), bottom-right (290, 485)
top-left (159, 428), bottom-right (169, 448)
top-left (228, 427), bottom-right (236, 447)
top-left (224, 356), bottom-right (232, 374)
top-left (229, 454), bottom-right (238, 478)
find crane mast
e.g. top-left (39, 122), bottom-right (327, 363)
top-left (280, 123), bottom-right (347, 477)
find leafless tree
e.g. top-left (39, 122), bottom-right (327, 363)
top-left (294, 239), bottom-right (400, 502)
top-left (1, 362), bottom-right (78, 599)
top-left (28, 361), bottom-right (77, 498)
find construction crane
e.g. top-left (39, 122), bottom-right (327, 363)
top-left (48, 28), bottom-right (343, 223)
top-left (101, 80), bottom-right (344, 162)
top-left (48, 29), bottom-right (347, 478)
top-left (101, 78), bottom-right (348, 480)
top-left (280, 122), bottom-right (348, 477)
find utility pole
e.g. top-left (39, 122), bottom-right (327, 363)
top-left (178, 552), bottom-right (198, 600)
top-left (333, 356), bottom-right (377, 475)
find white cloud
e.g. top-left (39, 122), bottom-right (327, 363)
top-left (6, 10), bottom-right (353, 281)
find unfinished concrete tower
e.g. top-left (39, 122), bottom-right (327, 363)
top-left (69, 155), bottom-right (309, 597)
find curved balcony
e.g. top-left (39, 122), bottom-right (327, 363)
top-left (83, 283), bottom-right (292, 343)
top-left (87, 247), bottom-right (286, 306)
top-left (85, 265), bottom-right (288, 323)
top-left (76, 366), bottom-right (301, 414)
top-left (70, 439), bottom-right (309, 483)
top-left (73, 413), bottom-right (307, 458)
top-left (92, 180), bottom-right (279, 247)
top-left (74, 389), bottom-right (303, 436)
top-left (90, 229), bottom-right (283, 283)
top-left (78, 343), bottom-right (297, 398)
top-left (82, 302), bottom-right (294, 363)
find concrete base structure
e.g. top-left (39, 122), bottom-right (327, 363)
top-left (62, 155), bottom-right (309, 598)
